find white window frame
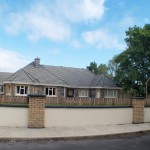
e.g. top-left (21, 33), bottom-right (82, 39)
top-left (105, 90), bottom-right (118, 98)
top-left (0, 85), bottom-right (4, 94)
top-left (79, 89), bottom-right (89, 97)
top-left (45, 87), bottom-right (56, 97)
top-left (16, 86), bottom-right (28, 96)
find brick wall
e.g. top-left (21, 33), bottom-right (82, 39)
top-left (132, 98), bottom-right (145, 124)
top-left (28, 95), bottom-right (45, 128)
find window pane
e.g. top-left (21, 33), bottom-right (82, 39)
top-left (80, 89), bottom-right (88, 97)
top-left (20, 88), bottom-right (24, 94)
top-left (53, 88), bottom-right (56, 95)
top-left (46, 88), bottom-right (48, 95)
top-left (49, 89), bottom-right (52, 95)
top-left (17, 86), bottom-right (20, 94)
top-left (0, 86), bottom-right (3, 92)
top-left (25, 87), bottom-right (28, 94)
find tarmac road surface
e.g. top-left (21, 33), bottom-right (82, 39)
top-left (0, 133), bottom-right (150, 150)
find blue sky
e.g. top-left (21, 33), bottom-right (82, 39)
top-left (0, 0), bottom-right (149, 72)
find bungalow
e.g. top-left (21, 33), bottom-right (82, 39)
top-left (0, 58), bottom-right (121, 98)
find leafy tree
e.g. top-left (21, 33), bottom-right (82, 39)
top-left (87, 62), bottom-right (109, 75)
top-left (108, 55), bottom-right (118, 78)
top-left (114, 24), bottom-right (150, 96)
top-left (98, 64), bottom-right (108, 75)
top-left (87, 61), bottom-right (98, 74)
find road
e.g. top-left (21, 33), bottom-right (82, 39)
top-left (0, 133), bottom-right (150, 150)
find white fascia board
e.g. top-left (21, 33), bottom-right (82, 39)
top-left (3, 81), bottom-right (67, 87)
top-left (3, 81), bottom-right (122, 89)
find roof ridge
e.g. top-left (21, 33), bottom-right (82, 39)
top-left (95, 75), bottom-right (103, 87)
top-left (42, 65), bottom-right (69, 85)
top-left (6, 69), bottom-right (22, 81)
top-left (89, 74), bottom-right (102, 87)
top-left (102, 74), bottom-right (105, 87)
top-left (43, 64), bottom-right (88, 70)
top-left (22, 69), bottom-right (40, 83)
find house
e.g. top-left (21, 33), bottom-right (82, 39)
top-left (0, 58), bottom-right (121, 98)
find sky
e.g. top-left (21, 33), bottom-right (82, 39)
top-left (0, 0), bottom-right (149, 72)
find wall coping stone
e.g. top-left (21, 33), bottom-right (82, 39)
top-left (131, 97), bottom-right (145, 99)
top-left (45, 106), bottom-right (132, 109)
top-left (28, 94), bottom-right (46, 98)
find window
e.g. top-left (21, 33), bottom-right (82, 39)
top-left (45, 87), bottom-right (56, 97)
top-left (0, 85), bottom-right (4, 94)
top-left (105, 90), bottom-right (117, 98)
top-left (16, 86), bottom-right (28, 95)
top-left (79, 89), bottom-right (88, 97)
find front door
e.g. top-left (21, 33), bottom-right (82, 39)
top-left (67, 89), bottom-right (74, 97)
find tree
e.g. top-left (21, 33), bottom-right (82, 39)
top-left (87, 61), bottom-right (98, 74)
top-left (98, 64), bottom-right (108, 75)
top-left (108, 55), bottom-right (118, 78)
top-left (114, 24), bottom-right (150, 96)
top-left (87, 62), bottom-right (109, 75)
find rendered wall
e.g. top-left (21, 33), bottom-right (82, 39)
top-left (1, 107), bottom-right (149, 128)
top-left (144, 108), bottom-right (150, 123)
top-left (0, 107), bottom-right (28, 127)
top-left (45, 108), bottom-right (133, 127)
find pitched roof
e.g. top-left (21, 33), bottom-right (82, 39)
top-left (90, 74), bottom-right (119, 88)
top-left (6, 62), bottom-right (67, 86)
top-left (1, 58), bottom-right (120, 88)
top-left (0, 72), bottom-right (13, 84)
top-left (43, 65), bottom-right (95, 87)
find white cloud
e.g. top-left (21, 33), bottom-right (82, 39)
top-left (5, 2), bottom-right (71, 41)
top-left (0, 48), bottom-right (29, 72)
top-left (57, 0), bottom-right (105, 22)
top-left (82, 29), bottom-right (125, 50)
top-left (4, 0), bottom-right (105, 41)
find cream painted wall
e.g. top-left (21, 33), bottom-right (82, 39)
top-left (144, 108), bottom-right (150, 123)
top-left (0, 107), bottom-right (28, 127)
top-left (45, 108), bottom-right (133, 127)
top-left (1, 107), bottom-right (148, 128)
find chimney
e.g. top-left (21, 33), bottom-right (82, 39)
top-left (34, 57), bottom-right (40, 67)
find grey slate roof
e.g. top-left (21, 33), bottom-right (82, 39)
top-left (0, 72), bottom-right (13, 83)
top-left (1, 59), bottom-right (120, 88)
top-left (6, 62), bottom-right (66, 86)
top-left (43, 65), bottom-right (95, 87)
top-left (90, 74), bottom-right (119, 88)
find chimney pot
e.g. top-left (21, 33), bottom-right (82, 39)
top-left (34, 57), bottom-right (40, 67)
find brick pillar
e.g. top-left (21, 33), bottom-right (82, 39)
top-left (132, 98), bottom-right (145, 124)
top-left (28, 95), bottom-right (46, 128)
